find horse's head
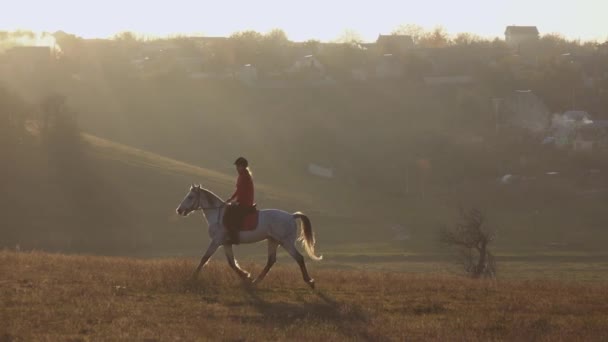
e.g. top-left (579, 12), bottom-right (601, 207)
top-left (176, 184), bottom-right (202, 216)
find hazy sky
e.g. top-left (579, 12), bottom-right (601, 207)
top-left (1, 0), bottom-right (607, 42)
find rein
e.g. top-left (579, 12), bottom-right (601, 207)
top-left (192, 188), bottom-right (225, 224)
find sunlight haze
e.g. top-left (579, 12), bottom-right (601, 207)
top-left (3, 0), bottom-right (608, 339)
top-left (2, 0), bottom-right (607, 41)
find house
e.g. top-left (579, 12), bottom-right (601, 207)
top-left (502, 90), bottom-right (550, 134)
top-left (504, 26), bottom-right (539, 49)
top-left (376, 34), bottom-right (414, 55)
top-left (287, 55), bottom-right (325, 79)
top-left (573, 120), bottom-right (608, 152)
top-left (237, 64), bottom-right (258, 85)
top-left (375, 54), bottom-right (403, 79)
top-left (291, 55), bottom-right (323, 71)
top-left (549, 111), bottom-right (592, 147)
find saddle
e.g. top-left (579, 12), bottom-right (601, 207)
top-left (223, 203), bottom-right (259, 232)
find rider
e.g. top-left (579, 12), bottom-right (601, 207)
top-left (224, 157), bottom-right (255, 244)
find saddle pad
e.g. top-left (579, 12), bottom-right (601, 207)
top-left (240, 211), bottom-right (259, 231)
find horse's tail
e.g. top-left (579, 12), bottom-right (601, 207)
top-left (293, 212), bottom-right (323, 261)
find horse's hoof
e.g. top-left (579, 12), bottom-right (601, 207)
top-left (308, 279), bottom-right (315, 289)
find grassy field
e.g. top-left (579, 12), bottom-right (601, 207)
top-left (84, 132), bottom-right (608, 256)
top-left (81, 133), bottom-right (608, 257)
top-left (2, 250), bottom-right (608, 341)
top-left (4, 130), bottom-right (608, 261)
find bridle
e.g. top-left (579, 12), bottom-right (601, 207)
top-left (190, 187), bottom-right (226, 224)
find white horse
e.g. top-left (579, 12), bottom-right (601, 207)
top-left (176, 185), bottom-right (322, 288)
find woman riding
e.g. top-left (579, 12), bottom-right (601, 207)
top-left (224, 157), bottom-right (255, 244)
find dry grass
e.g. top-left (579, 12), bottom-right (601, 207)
top-left (1, 250), bottom-right (608, 341)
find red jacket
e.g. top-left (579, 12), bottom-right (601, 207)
top-left (228, 170), bottom-right (254, 206)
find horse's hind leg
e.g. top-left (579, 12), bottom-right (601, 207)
top-left (253, 239), bottom-right (279, 285)
top-left (224, 244), bottom-right (252, 281)
top-left (283, 242), bottom-right (315, 289)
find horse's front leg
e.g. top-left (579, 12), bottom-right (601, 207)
top-left (224, 244), bottom-right (252, 282)
top-left (193, 241), bottom-right (220, 277)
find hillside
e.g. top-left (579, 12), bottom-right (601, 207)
top-left (4, 128), bottom-right (608, 259)
top-left (86, 131), bottom-right (608, 258)
top-left (61, 78), bottom-right (608, 256)
top-left (4, 81), bottom-right (608, 258)
top-left (3, 130), bottom-right (397, 255)
top-left (1, 251), bottom-right (608, 341)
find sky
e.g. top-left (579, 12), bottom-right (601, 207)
top-left (1, 0), bottom-right (607, 42)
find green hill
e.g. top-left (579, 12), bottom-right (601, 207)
top-left (3, 130), bottom-right (608, 260)
top-left (3, 130), bottom-right (395, 255)
top-left (3, 79), bottom-right (608, 259)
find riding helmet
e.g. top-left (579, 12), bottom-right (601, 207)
top-left (234, 157), bottom-right (248, 167)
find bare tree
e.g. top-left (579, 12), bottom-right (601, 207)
top-left (391, 24), bottom-right (425, 45)
top-left (440, 208), bottom-right (496, 279)
top-left (418, 26), bottom-right (451, 48)
top-left (334, 29), bottom-right (364, 44)
top-left (229, 30), bottom-right (264, 66)
top-left (453, 32), bottom-right (483, 46)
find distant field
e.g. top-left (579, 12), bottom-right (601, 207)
top-left (2, 251), bottom-right (607, 341)
top-left (5, 131), bottom-right (608, 259)
top-left (83, 132), bottom-right (608, 258)
top-left (4, 128), bottom-right (607, 259)
top-left (319, 258), bottom-right (608, 283)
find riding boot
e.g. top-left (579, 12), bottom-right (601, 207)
top-left (228, 227), bottom-right (240, 245)
top-left (223, 204), bottom-right (237, 244)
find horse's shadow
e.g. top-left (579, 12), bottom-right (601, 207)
top-left (231, 284), bottom-right (386, 342)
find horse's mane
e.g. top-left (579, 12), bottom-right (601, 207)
top-left (200, 187), bottom-right (224, 205)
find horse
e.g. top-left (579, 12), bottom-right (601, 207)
top-left (176, 185), bottom-right (322, 288)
